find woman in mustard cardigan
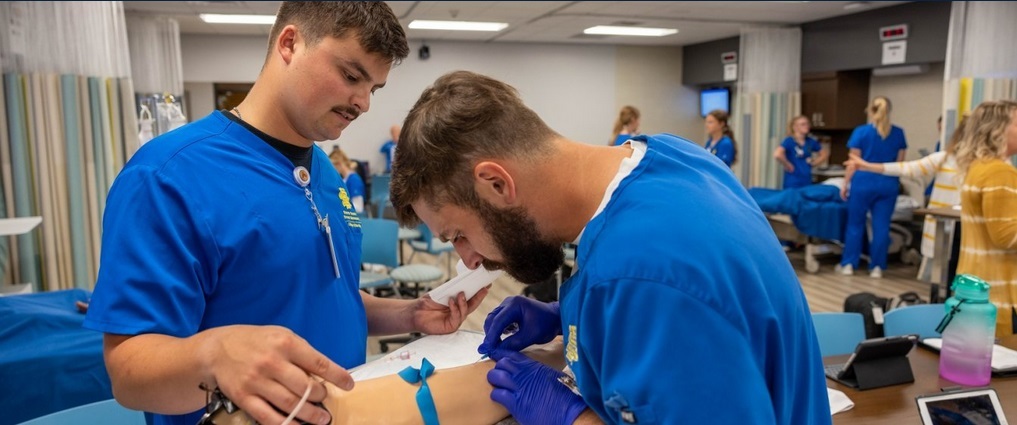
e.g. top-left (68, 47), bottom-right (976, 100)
top-left (954, 99), bottom-right (1017, 337)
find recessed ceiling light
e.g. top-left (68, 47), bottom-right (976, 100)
top-left (843, 2), bottom-right (870, 10)
top-left (199, 14), bottom-right (276, 25)
top-left (584, 26), bottom-right (678, 37)
top-left (408, 20), bottom-right (508, 32)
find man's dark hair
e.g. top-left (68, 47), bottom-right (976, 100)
top-left (269, 2), bottom-right (408, 64)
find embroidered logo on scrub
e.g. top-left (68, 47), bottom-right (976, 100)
top-left (338, 188), bottom-right (361, 228)
top-left (338, 188), bottom-right (353, 210)
top-left (565, 324), bottom-right (579, 363)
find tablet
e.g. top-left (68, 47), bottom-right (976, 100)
top-left (825, 334), bottom-right (917, 388)
top-left (916, 388), bottom-right (1009, 425)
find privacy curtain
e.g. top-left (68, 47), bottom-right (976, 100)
top-left (942, 1), bottom-right (1017, 166)
top-left (736, 26), bottom-right (802, 188)
top-left (0, 1), bottom-right (138, 291)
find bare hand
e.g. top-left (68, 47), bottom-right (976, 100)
top-left (843, 153), bottom-right (865, 170)
top-left (784, 163), bottom-right (795, 173)
top-left (413, 285), bottom-right (491, 335)
top-left (840, 185), bottom-right (849, 201)
top-left (202, 325), bottom-right (353, 425)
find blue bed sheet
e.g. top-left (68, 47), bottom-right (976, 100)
top-left (748, 184), bottom-right (847, 242)
top-left (0, 289), bottom-right (112, 425)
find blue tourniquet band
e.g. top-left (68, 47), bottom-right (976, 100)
top-left (398, 357), bottom-right (440, 425)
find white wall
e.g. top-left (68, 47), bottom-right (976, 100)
top-left (615, 46), bottom-right (702, 143)
top-left (182, 34), bottom-right (642, 173)
top-left (869, 62), bottom-right (945, 159)
top-left (183, 81), bottom-right (214, 120)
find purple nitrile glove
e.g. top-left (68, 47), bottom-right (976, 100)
top-left (478, 296), bottom-right (561, 355)
top-left (487, 349), bottom-right (587, 425)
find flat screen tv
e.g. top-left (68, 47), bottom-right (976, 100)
top-left (700, 87), bottom-right (730, 117)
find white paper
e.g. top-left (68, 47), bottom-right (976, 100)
top-left (882, 40), bottom-right (907, 65)
top-left (427, 260), bottom-right (503, 306)
top-left (922, 338), bottom-right (1017, 371)
top-left (827, 387), bottom-right (854, 415)
top-left (723, 63), bottom-right (738, 82)
top-left (350, 330), bottom-right (487, 381)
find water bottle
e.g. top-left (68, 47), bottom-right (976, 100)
top-left (938, 274), bottom-right (996, 386)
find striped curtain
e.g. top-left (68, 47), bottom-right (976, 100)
top-left (1, 2), bottom-right (138, 292)
top-left (942, 2), bottom-right (1017, 166)
top-left (736, 26), bottom-right (802, 188)
top-left (738, 92), bottom-right (802, 188)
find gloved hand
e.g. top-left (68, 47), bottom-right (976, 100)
top-left (487, 349), bottom-right (587, 425)
top-left (479, 296), bottom-right (561, 354)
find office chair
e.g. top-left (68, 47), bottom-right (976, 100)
top-left (369, 174), bottom-right (391, 218)
top-left (17, 399), bottom-right (144, 425)
top-left (407, 224), bottom-right (456, 279)
top-left (811, 312), bottom-right (866, 357)
top-left (883, 304), bottom-right (945, 340)
top-left (360, 218), bottom-right (444, 352)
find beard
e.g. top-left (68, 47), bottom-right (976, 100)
top-left (473, 199), bottom-right (565, 284)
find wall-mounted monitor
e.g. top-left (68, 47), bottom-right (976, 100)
top-left (700, 87), bottom-right (730, 117)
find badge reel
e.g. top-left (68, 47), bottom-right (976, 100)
top-left (293, 166), bottom-right (341, 279)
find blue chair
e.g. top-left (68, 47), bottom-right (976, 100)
top-left (407, 224), bottom-right (456, 278)
top-left (811, 312), bottom-right (866, 357)
top-left (360, 218), bottom-right (444, 298)
top-left (883, 304), bottom-right (945, 339)
top-left (17, 399), bottom-right (144, 425)
top-left (369, 174), bottom-right (391, 218)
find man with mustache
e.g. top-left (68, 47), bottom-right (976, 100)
top-left (83, 4), bottom-right (487, 425)
top-left (390, 71), bottom-right (831, 425)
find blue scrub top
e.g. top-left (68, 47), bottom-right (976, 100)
top-left (380, 140), bottom-right (396, 173)
top-left (560, 134), bottom-right (830, 425)
top-left (84, 111), bottom-right (367, 425)
top-left (847, 124), bottom-right (907, 191)
top-left (704, 135), bottom-right (735, 167)
top-left (346, 172), bottom-right (366, 201)
top-left (613, 133), bottom-right (632, 146)
top-left (781, 136), bottom-right (822, 189)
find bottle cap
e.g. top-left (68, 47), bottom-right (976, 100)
top-left (951, 274), bottom-right (990, 301)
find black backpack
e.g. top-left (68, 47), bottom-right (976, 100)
top-left (843, 291), bottom-right (925, 339)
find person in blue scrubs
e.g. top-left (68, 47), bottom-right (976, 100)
top-left (330, 147), bottom-right (366, 213)
top-left (838, 96), bottom-right (907, 278)
top-left (774, 115), bottom-right (828, 189)
top-left (704, 109), bottom-right (738, 167)
top-left (389, 71), bottom-right (831, 425)
top-left (82, 4), bottom-right (486, 425)
top-left (610, 105), bottom-right (640, 146)
top-left (380, 124), bottom-right (400, 173)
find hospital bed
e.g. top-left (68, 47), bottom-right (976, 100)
top-left (0, 289), bottom-right (113, 424)
top-left (749, 184), bottom-right (921, 273)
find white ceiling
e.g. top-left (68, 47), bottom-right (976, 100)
top-left (123, 1), bottom-right (908, 46)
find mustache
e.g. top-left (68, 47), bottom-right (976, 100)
top-left (332, 105), bottom-right (361, 120)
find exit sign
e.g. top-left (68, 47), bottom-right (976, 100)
top-left (879, 24), bottom-right (908, 41)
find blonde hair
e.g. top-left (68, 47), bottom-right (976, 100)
top-left (611, 105), bottom-right (640, 141)
top-left (954, 100), bottom-right (1017, 174)
top-left (329, 147), bottom-right (352, 171)
top-left (869, 96), bottom-right (892, 139)
top-left (787, 115), bottom-right (810, 137)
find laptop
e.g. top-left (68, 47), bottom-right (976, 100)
top-left (825, 334), bottom-right (918, 389)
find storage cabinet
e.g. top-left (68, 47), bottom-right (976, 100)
top-left (801, 70), bottom-right (870, 130)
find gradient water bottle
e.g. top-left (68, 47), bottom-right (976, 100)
top-left (938, 274), bottom-right (996, 386)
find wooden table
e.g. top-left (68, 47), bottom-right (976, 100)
top-left (827, 335), bottom-right (1017, 424)
top-left (913, 207), bottom-right (961, 286)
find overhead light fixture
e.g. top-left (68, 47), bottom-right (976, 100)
top-left (872, 64), bottom-right (928, 77)
top-left (843, 2), bottom-right (870, 10)
top-left (199, 14), bottom-right (276, 25)
top-left (408, 20), bottom-right (508, 32)
top-left (583, 26), bottom-right (678, 37)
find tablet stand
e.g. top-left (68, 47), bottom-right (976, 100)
top-left (853, 355), bottom-right (915, 390)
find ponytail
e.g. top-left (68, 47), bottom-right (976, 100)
top-left (611, 105), bottom-right (641, 142)
top-left (870, 97), bottom-right (891, 139)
